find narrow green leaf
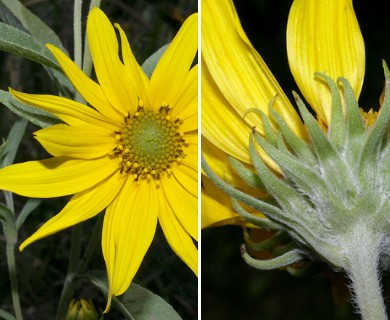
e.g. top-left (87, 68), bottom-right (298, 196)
top-left (0, 203), bottom-right (16, 242)
top-left (244, 108), bottom-right (277, 146)
top-left (338, 77), bottom-right (364, 138)
top-left (293, 92), bottom-right (349, 185)
top-left (202, 154), bottom-right (288, 225)
top-left (241, 244), bottom-right (304, 270)
top-left (0, 119), bottom-right (27, 168)
top-left (0, 203), bottom-right (13, 222)
top-left (315, 72), bottom-right (346, 148)
top-left (0, 309), bottom-right (16, 320)
top-left (269, 106), bottom-right (316, 165)
top-left (250, 133), bottom-right (301, 207)
top-left (228, 157), bottom-right (265, 189)
top-left (0, 2), bottom-right (74, 95)
top-left (0, 89), bottom-right (60, 128)
top-left (0, 0), bottom-right (67, 52)
top-left (244, 230), bottom-right (290, 252)
top-left (0, 22), bottom-right (60, 70)
top-left (358, 61), bottom-right (390, 172)
top-left (16, 198), bottom-right (41, 230)
top-left (141, 43), bottom-right (169, 78)
top-left (231, 198), bottom-right (281, 230)
top-left (84, 270), bottom-right (182, 320)
top-left (0, 1), bottom-right (25, 31)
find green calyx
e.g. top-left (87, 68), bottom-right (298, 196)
top-left (203, 61), bottom-right (390, 275)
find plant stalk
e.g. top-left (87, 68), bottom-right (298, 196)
top-left (6, 240), bottom-right (23, 320)
top-left (55, 224), bottom-right (83, 320)
top-left (344, 223), bottom-right (387, 320)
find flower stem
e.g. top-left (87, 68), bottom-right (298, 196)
top-left (55, 224), bottom-right (82, 320)
top-left (73, 0), bottom-right (85, 105)
top-left (77, 213), bottom-right (103, 274)
top-left (344, 223), bottom-right (387, 320)
top-left (73, 0), bottom-right (83, 68)
top-left (6, 240), bottom-right (23, 320)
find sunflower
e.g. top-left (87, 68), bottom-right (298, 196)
top-left (202, 0), bottom-right (364, 227)
top-left (202, 0), bottom-right (390, 318)
top-left (0, 7), bottom-right (198, 310)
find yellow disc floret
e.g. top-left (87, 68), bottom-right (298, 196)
top-left (112, 104), bottom-right (186, 181)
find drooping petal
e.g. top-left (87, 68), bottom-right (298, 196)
top-left (201, 175), bottom-right (242, 228)
top-left (203, 68), bottom-right (281, 173)
top-left (19, 171), bottom-right (124, 250)
top-left (161, 176), bottom-right (197, 241)
top-left (0, 156), bottom-right (118, 198)
top-left (157, 188), bottom-right (198, 275)
top-left (287, 0), bottom-right (365, 125)
top-left (47, 44), bottom-right (123, 122)
top-left (202, 64), bottom-right (253, 164)
top-left (149, 13), bottom-right (198, 109)
top-left (34, 124), bottom-right (115, 159)
top-left (202, 175), bottom-right (267, 228)
top-left (202, 0), bottom-right (305, 137)
top-left (87, 7), bottom-right (137, 114)
top-left (102, 177), bottom-right (158, 311)
top-left (202, 137), bottom-right (249, 189)
top-left (10, 89), bottom-right (117, 129)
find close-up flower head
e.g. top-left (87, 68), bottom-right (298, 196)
top-left (202, 0), bottom-right (390, 319)
top-left (0, 2), bottom-right (197, 318)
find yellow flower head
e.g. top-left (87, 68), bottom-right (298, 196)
top-left (0, 7), bottom-right (198, 311)
top-left (202, 0), bottom-right (365, 227)
top-left (202, 2), bottom-right (390, 318)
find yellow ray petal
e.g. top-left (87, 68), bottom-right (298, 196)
top-left (19, 171), bottom-right (124, 251)
top-left (115, 24), bottom-right (149, 104)
top-left (202, 175), bottom-right (266, 229)
top-left (87, 7), bottom-right (137, 114)
top-left (179, 108), bottom-right (197, 132)
top-left (34, 124), bottom-right (115, 159)
top-left (203, 72), bottom-right (281, 173)
top-left (201, 175), bottom-right (240, 228)
top-left (172, 165), bottom-right (197, 197)
top-left (202, 64), bottom-right (253, 164)
top-left (47, 44), bottom-right (123, 122)
top-left (10, 89), bottom-right (117, 129)
top-left (102, 178), bottom-right (157, 311)
top-left (184, 132), bottom-right (197, 146)
top-left (287, 0), bottom-right (365, 125)
top-left (202, 137), bottom-right (248, 189)
top-left (149, 13), bottom-right (198, 109)
top-left (0, 156), bottom-right (117, 198)
top-left (180, 143), bottom-right (198, 172)
top-left (161, 176), bottom-right (197, 241)
top-left (171, 65), bottom-right (198, 120)
top-left (202, 0), bottom-right (304, 137)
top-left (157, 189), bottom-right (198, 275)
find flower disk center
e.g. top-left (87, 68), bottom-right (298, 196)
top-left (112, 105), bottom-right (186, 181)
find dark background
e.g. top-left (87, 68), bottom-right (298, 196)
top-left (201, 0), bottom-right (390, 319)
top-left (0, 0), bottom-right (197, 319)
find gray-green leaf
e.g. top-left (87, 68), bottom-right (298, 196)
top-left (0, 21), bottom-right (60, 70)
top-left (0, 89), bottom-right (60, 128)
top-left (0, 308), bottom-right (16, 320)
top-left (84, 270), bottom-right (182, 320)
top-left (0, 118), bottom-right (26, 168)
top-left (0, 0), bottom-right (67, 53)
top-left (141, 43), bottom-right (169, 78)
